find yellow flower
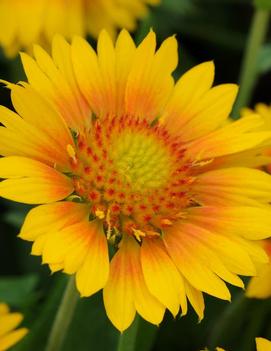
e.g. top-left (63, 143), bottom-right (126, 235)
top-left (1, 30), bottom-right (271, 332)
top-left (0, 0), bottom-right (159, 57)
top-left (242, 103), bottom-right (271, 172)
top-left (0, 303), bottom-right (28, 350)
top-left (256, 338), bottom-right (271, 351)
top-left (210, 338), bottom-right (271, 351)
top-left (246, 240), bottom-right (271, 299)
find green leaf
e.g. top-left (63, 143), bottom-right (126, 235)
top-left (63, 292), bottom-right (119, 351)
top-left (0, 274), bottom-right (38, 307)
top-left (11, 275), bottom-right (67, 351)
top-left (254, 0), bottom-right (271, 10)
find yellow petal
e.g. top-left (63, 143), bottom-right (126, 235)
top-left (9, 83), bottom-right (73, 166)
top-left (52, 35), bottom-right (91, 131)
top-left (115, 29), bottom-right (136, 116)
top-left (126, 236), bottom-right (165, 326)
top-left (103, 237), bottom-right (136, 332)
top-left (19, 202), bottom-right (89, 241)
top-left (194, 167), bottom-right (271, 207)
top-left (71, 36), bottom-right (105, 117)
top-left (75, 220), bottom-right (109, 297)
top-left (181, 222), bottom-right (257, 276)
top-left (164, 224), bottom-right (231, 300)
top-left (0, 328), bottom-right (28, 350)
top-left (0, 313), bottom-right (23, 336)
top-left (184, 280), bottom-right (205, 321)
top-left (186, 114), bottom-right (271, 160)
top-left (125, 31), bottom-right (177, 121)
top-left (0, 105), bottom-right (70, 167)
top-left (188, 206), bottom-right (271, 241)
top-left (0, 156), bottom-right (73, 204)
top-left (256, 337), bottom-right (271, 351)
top-left (141, 237), bottom-right (185, 316)
top-left (176, 84), bottom-right (238, 142)
top-left (246, 264), bottom-right (271, 299)
top-left (175, 224), bottom-right (244, 288)
top-left (103, 236), bottom-right (164, 331)
top-left (162, 61), bottom-right (215, 131)
top-left (97, 30), bottom-right (116, 115)
top-left (0, 304), bottom-right (9, 315)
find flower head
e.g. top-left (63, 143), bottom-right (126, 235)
top-left (256, 338), bottom-right (271, 351)
top-left (0, 303), bottom-right (28, 350)
top-left (1, 30), bottom-right (271, 331)
top-left (0, 0), bottom-right (159, 57)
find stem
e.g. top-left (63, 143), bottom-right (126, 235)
top-left (208, 293), bottom-right (246, 350)
top-left (232, 8), bottom-right (270, 117)
top-left (45, 276), bottom-right (79, 351)
top-left (117, 315), bottom-right (140, 351)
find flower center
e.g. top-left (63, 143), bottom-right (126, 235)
top-left (111, 128), bottom-right (171, 192)
top-left (67, 116), bottom-right (195, 241)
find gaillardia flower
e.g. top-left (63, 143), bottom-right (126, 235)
top-left (0, 0), bottom-right (159, 57)
top-left (1, 30), bottom-right (271, 331)
top-left (256, 338), bottom-right (271, 351)
top-left (0, 303), bottom-right (28, 350)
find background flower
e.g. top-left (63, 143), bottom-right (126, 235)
top-left (246, 240), bottom-right (271, 299)
top-left (0, 303), bottom-right (28, 350)
top-left (0, 0), bottom-right (160, 57)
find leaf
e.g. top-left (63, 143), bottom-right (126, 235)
top-left (11, 275), bottom-right (67, 351)
top-left (0, 274), bottom-right (38, 307)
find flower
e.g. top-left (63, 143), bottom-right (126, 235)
top-left (0, 303), bottom-right (28, 350)
top-left (242, 103), bottom-right (271, 172)
top-left (246, 240), bottom-right (271, 299)
top-left (256, 338), bottom-right (271, 351)
top-left (210, 338), bottom-right (271, 351)
top-left (1, 30), bottom-right (271, 332)
top-left (0, 0), bottom-right (159, 57)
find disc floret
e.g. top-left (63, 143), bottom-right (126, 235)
top-left (68, 115), bottom-right (195, 242)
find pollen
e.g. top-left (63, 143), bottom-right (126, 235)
top-left (68, 116), bottom-right (195, 242)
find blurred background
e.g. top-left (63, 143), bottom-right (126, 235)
top-left (0, 0), bottom-right (271, 350)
